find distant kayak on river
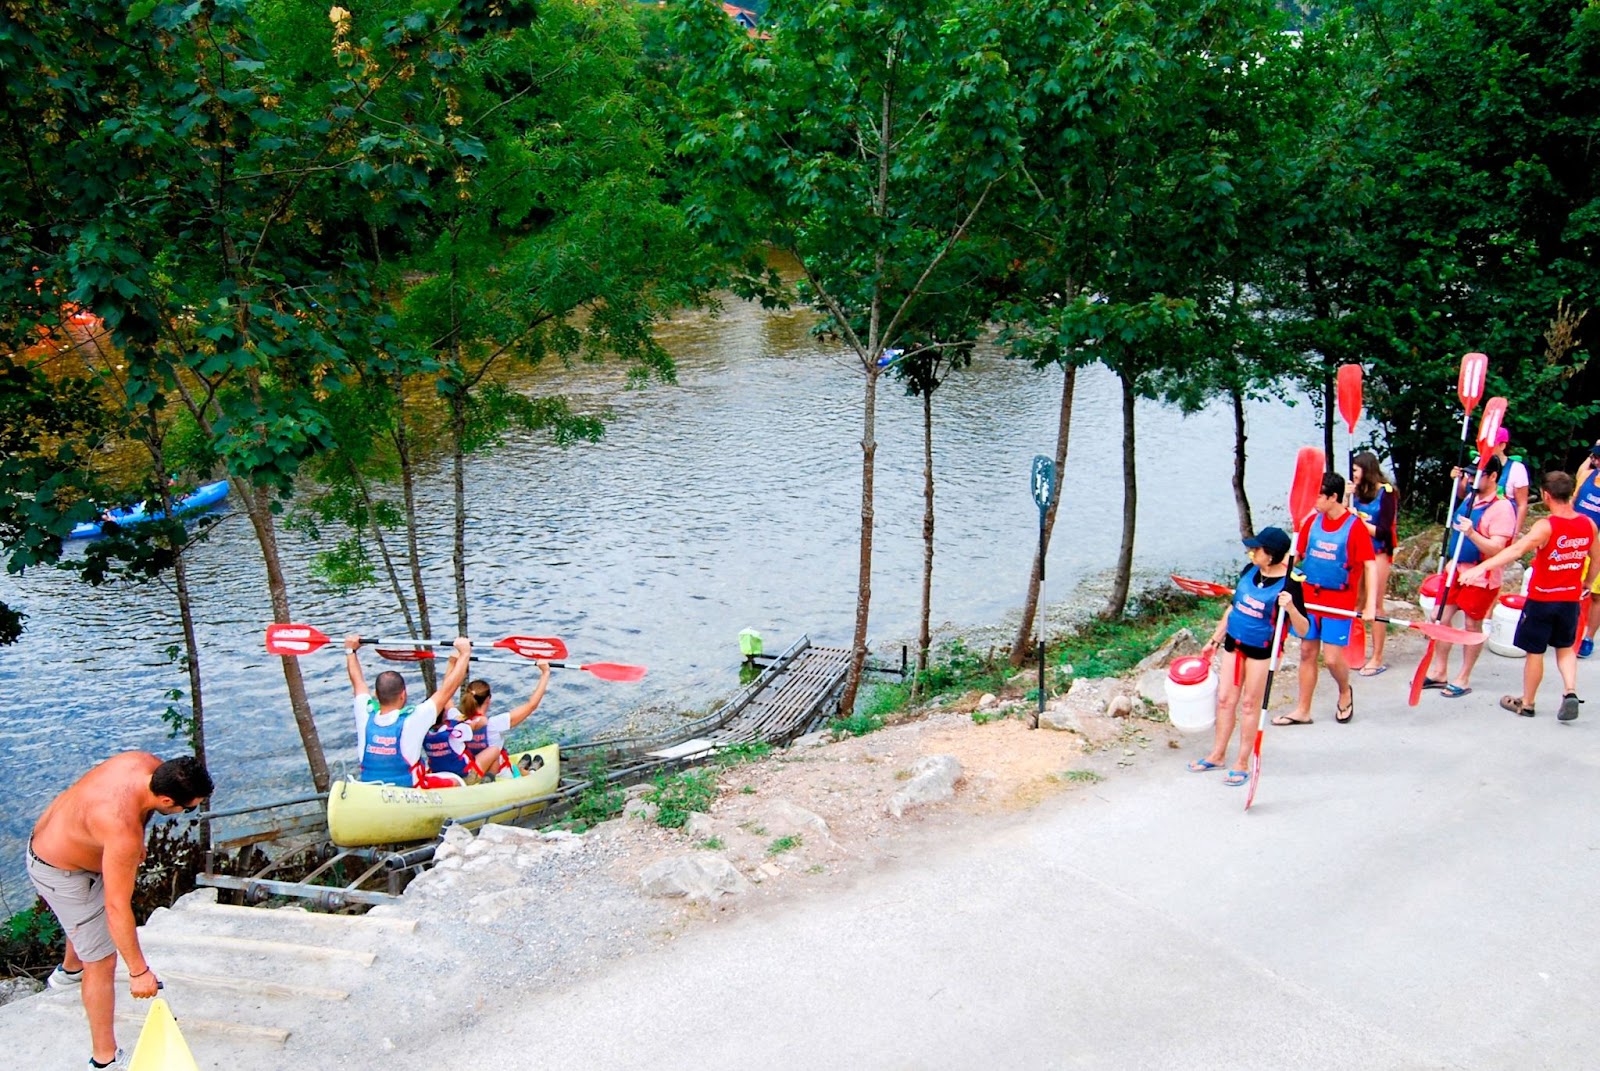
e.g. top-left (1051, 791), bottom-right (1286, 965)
top-left (67, 479), bottom-right (231, 539)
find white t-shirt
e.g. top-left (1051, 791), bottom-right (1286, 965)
top-left (1505, 459), bottom-right (1529, 495)
top-left (441, 707), bottom-right (512, 752)
top-left (353, 693), bottom-right (438, 767)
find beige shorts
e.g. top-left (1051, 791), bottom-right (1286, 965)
top-left (25, 842), bottom-right (116, 963)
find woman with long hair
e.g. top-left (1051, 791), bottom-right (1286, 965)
top-left (1348, 450), bottom-right (1399, 675)
top-left (451, 663), bottom-right (552, 782)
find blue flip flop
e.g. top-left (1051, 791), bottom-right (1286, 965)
top-left (1223, 770), bottom-right (1249, 787)
top-left (1187, 759), bottom-right (1224, 772)
top-left (1441, 684), bottom-right (1472, 698)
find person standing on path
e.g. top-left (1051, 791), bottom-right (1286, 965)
top-left (347, 634), bottom-right (473, 785)
top-left (1421, 457), bottom-right (1517, 698)
top-left (1491, 427), bottom-right (1531, 526)
top-left (26, 753), bottom-right (214, 1070)
top-left (1570, 441), bottom-right (1600, 658)
top-left (1276, 473), bottom-right (1377, 726)
top-left (1189, 527), bottom-right (1309, 785)
top-left (1461, 471), bottom-right (1599, 721)
top-left (1348, 451), bottom-right (1399, 675)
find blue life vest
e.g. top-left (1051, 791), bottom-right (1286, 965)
top-left (1575, 470), bottom-right (1600, 529)
top-left (422, 721), bottom-right (470, 778)
top-left (1226, 567), bottom-right (1289, 648)
top-left (465, 721), bottom-right (491, 760)
top-left (1351, 485), bottom-right (1384, 529)
top-left (360, 700), bottom-right (417, 785)
top-left (1448, 494), bottom-right (1502, 566)
top-left (1299, 512), bottom-right (1358, 590)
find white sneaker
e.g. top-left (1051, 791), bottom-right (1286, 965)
top-left (88, 1049), bottom-right (126, 1069)
top-left (48, 966), bottom-right (83, 989)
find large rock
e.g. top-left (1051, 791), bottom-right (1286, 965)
top-left (0, 978), bottom-right (41, 1008)
top-left (753, 800), bottom-right (830, 841)
top-left (1132, 628), bottom-right (1200, 674)
top-left (888, 755), bottom-right (963, 818)
top-left (433, 823), bottom-right (475, 864)
top-left (640, 854), bottom-right (751, 900)
top-left (475, 824), bottom-right (550, 849)
top-left (1136, 668), bottom-right (1169, 710)
top-left (1038, 698), bottom-right (1083, 733)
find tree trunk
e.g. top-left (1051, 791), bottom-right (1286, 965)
top-left (450, 387), bottom-right (469, 638)
top-left (915, 385), bottom-right (935, 696)
top-left (392, 379), bottom-right (437, 693)
top-left (242, 482), bottom-right (330, 792)
top-left (1230, 380), bottom-right (1255, 539)
top-left (1106, 367), bottom-right (1137, 618)
top-left (1010, 363), bottom-right (1077, 665)
top-left (837, 367), bottom-right (880, 716)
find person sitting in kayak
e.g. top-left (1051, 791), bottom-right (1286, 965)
top-left (447, 662), bottom-right (552, 783)
top-left (419, 703), bottom-right (474, 787)
top-left (346, 634), bottom-right (472, 786)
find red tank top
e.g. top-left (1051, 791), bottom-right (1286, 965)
top-left (1528, 513), bottom-right (1596, 602)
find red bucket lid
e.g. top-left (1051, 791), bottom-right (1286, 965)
top-left (1168, 655), bottom-right (1212, 686)
top-left (1500, 594), bottom-right (1527, 610)
top-left (1420, 572), bottom-right (1446, 598)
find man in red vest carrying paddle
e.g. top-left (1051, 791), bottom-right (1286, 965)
top-left (1461, 471), bottom-right (1599, 720)
top-left (1275, 472), bottom-right (1378, 726)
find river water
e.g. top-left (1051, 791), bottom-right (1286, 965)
top-left (0, 297), bottom-right (1337, 901)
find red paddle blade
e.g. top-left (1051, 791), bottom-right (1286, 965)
top-left (1458, 351), bottom-right (1488, 412)
top-left (1289, 446), bottom-right (1326, 532)
top-left (1336, 364), bottom-right (1363, 434)
top-left (1418, 621), bottom-right (1490, 645)
top-left (1346, 618), bottom-right (1366, 661)
top-left (266, 623), bottom-right (332, 656)
top-left (494, 636), bottom-right (569, 660)
top-left (579, 662), bottom-right (647, 682)
top-left (1171, 574), bottom-right (1233, 598)
top-left (1408, 641), bottom-right (1433, 706)
top-left (375, 648), bottom-right (435, 662)
top-left (1475, 396), bottom-right (1507, 458)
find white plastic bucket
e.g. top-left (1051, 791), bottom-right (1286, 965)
top-left (1165, 656), bottom-right (1217, 734)
top-left (1489, 595), bottom-right (1526, 658)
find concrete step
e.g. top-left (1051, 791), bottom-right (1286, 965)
top-left (32, 987), bottom-right (291, 1047)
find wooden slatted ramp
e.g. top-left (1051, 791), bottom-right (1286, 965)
top-left (712, 642), bottom-right (852, 746)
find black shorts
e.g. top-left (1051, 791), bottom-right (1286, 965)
top-left (1514, 599), bottom-right (1581, 655)
top-left (1224, 634), bottom-right (1273, 661)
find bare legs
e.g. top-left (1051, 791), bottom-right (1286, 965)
top-left (75, 942), bottom-right (118, 1064)
top-left (1200, 655), bottom-right (1268, 773)
top-left (1425, 605), bottom-right (1487, 688)
top-left (1361, 554), bottom-right (1393, 669)
top-left (1287, 634), bottom-right (1353, 722)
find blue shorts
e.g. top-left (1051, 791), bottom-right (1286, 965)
top-left (1295, 612), bottom-right (1352, 646)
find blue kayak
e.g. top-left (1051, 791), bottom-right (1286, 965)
top-left (67, 479), bottom-right (232, 540)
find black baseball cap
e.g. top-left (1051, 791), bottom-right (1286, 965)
top-left (1242, 527), bottom-right (1291, 556)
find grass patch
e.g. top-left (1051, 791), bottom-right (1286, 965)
top-left (0, 901), bottom-right (63, 979)
top-left (715, 741), bottom-right (772, 766)
top-left (645, 768), bottom-right (719, 829)
top-left (697, 836), bottom-right (725, 851)
top-left (766, 834), bottom-right (802, 855)
top-left (563, 759), bottom-right (625, 831)
top-left (894, 769), bottom-right (913, 781)
top-left (1061, 769), bottom-right (1104, 784)
top-left (829, 708), bottom-right (885, 738)
top-left (971, 707), bottom-right (1011, 725)
top-left (739, 821), bottom-right (768, 836)
top-left (740, 784), bottom-right (756, 794)
top-left (1049, 588), bottom-right (1215, 681)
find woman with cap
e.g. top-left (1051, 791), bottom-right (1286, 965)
top-left (1492, 427), bottom-right (1531, 525)
top-left (1348, 451), bottom-right (1399, 675)
top-left (1188, 527), bottom-right (1310, 787)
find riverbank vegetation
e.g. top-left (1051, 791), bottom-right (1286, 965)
top-left (4, 0), bottom-right (1599, 794)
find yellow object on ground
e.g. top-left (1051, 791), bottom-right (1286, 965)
top-left (326, 745), bottom-right (561, 846)
top-left (128, 998), bottom-right (199, 1071)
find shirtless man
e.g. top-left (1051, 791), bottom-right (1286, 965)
top-left (27, 753), bottom-right (213, 1069)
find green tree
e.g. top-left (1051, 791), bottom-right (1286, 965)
top-left (674, 0), bottom-right (1019, 712)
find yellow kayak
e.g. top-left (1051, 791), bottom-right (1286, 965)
top-left (326, 744), bottom-right (561, 847)
top-left (129, 998), bottom-right (199, 1071)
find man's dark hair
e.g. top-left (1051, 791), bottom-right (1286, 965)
top-left (1544, 471), bottom-right (1575, 503)
top-left (1480, 455), bottom-right (1504, 477)
top-left (151, 756), bottom-right (213, 804)
top-left (374, 670), bottom-right (407, 705)
top-left (1320, 472), bottom-right (1345, 499)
